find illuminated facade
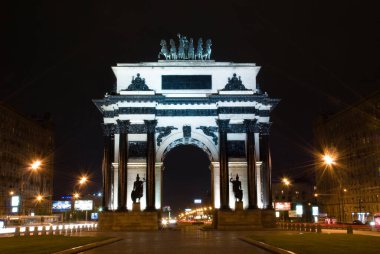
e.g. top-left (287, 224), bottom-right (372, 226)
top-left (0, 104), bottom-right (54, 215)
top-left (314, 91), bottom-right (380, 222)
top-left (94, 60), bottom-right (279, 214)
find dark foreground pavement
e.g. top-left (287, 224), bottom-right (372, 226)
top-left (78, 226), bottom-right (272, 254)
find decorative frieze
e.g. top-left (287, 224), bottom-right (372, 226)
top-left (222, 74), bottom-right (247, 91)
top-left (156, 126), bottom-right (178, 146)
top-left (123, 73), bottom-right (152, 91)
top-left (197, 126), bottom-right (218, 145)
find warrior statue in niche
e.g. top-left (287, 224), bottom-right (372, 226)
top-left (131, 174), bottom-right (145, 203)
top-left (230, 174), bottom-right (243, 202)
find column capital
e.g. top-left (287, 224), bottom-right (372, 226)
top-left (116, 120), bottom-right (130, 134)
top-left (243, 119), bottom-right (258, 133)
top-left (216, 119), bottom-right (230, 132)
top-left (258, 122), bottom-right (272, 135)
top-left (144, 120), bottom-right (158, 133)
top-left (101, 123), bottom-right (115, 136)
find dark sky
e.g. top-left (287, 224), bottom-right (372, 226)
top-left (1, 1), bottom-right (379, 202)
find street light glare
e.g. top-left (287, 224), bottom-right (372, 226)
top-left (282, 177), bottom-right (291, 186)
top-left (36, 194), bottom-right (43, 202)
top-left (79, 176), bottom-right (88, 185)
top-left (323, 154), bottom-right (335, 166)
top-left (31, 160), bottom-right (42, 170)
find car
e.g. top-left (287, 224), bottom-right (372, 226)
top-left (352, 220), bottom-right (364, 225)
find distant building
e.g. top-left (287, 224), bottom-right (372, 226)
top-left (272, 181), bottom-right (315, 222)
top-left (0, 104), bottom-right (54, 215)
top-left (314, 91), bottom-right (380, 223)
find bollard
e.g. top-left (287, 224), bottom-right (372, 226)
top-left (41, 226), bottom-right (47, 235)
top-left (347, 225), bottom-right (353, 234)
top-left (317, 224), bottom-right (322, 233)
top-left (296, 223), bottom-right (301, 231)
top-left (14, 226), bottom-right (21, 237)
top-left (48, 226), bottom-right (54, 235)
top-left (300, 223), bottom-right (305, 231)
top-left (55, 225), bottom-right (60, 235)
top-left (25, 226), bottom-right (30, 236)
top-left (311, 224), bottom-right (316, 232)
top-left (34, 226), bottom-right (39, 236)
top-left (305, 224), bottom-right (310, 232)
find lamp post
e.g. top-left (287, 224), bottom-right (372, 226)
top-left (322, 152), bottom-right (345, 223)
top-left (77, 174), bottom-right (90, 221)
top-left (30, 160), bottom-right (44, 215)
top-left (280, 177), bottom-right (291, 221)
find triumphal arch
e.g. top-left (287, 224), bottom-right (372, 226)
top-left (94, 35), bottom-right (279, 230)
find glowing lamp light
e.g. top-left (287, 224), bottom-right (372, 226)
top-left (73, 193), bottom-right (80, 199)
top-left (282, 178), bottom-right (291, 186)
top-left (79, 176), bottom-right (88, 185)
top-left (36, 195), bottom-right (43, 202)
top-left (323, 154), bottom-right (335, 166)
top-left (31, 160), bottom-right (42, 171)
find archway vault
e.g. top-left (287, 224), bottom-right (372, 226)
top-left (156, 131), bottom-right (219, 162)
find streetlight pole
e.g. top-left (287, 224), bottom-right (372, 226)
top-left (31, 160), bottom-right (44, 215)
top-left (322, 152), bottom-right (344, 222)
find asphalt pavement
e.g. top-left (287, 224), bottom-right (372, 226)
top-left (78, 226), bottom-right (272, 254)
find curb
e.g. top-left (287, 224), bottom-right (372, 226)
top-left (240, 237), bottom-right (296, 254)
top-left (53, 237), bottom-right (123, 254)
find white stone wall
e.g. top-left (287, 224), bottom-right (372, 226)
top-left (112, 62), bottom-right (260, 94)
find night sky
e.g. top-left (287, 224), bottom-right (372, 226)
top-left (2, 1), bottom-right (379, 208)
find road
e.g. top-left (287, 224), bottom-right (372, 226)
top-left (80, 226), bottom-right (272, 254)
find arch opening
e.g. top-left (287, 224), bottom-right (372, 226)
top-left (162, 144), bottom-right (211, 215)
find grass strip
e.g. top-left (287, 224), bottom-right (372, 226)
top-left (247, 233), bottom-right (380, 254)
top-left (0, 235), bottom-right (110, 254)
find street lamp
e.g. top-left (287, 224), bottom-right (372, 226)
top-left (35, 194), bottom-right (44, 202)
top-left (31, 160), bottom-right (42, 171)
top-left (322, 154), bottom-right (335, 167)
top-left (321, 152), bottom-right (346, 222)
top-left (282, 177), bottom-right (291, 186)
top-left (79, 176), bottom-right (88, 186)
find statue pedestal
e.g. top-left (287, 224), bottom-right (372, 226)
top-left (235, 201), bottom-right (243, 211)
top-left (132, 202), bottom-right (141, 212)
top-left (99, 211), bottom-right (159, 231)
top-left (213, 209), bottom-right (275, 230)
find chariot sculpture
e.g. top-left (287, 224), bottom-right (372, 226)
top-left (158, 34), bottom-right (212, 60)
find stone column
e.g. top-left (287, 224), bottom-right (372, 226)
top-left (101, 123), bottom-right (114, 211)
top-left (145, 120), bottom-right (157, 211)
top-left (216, 119), bottom-right (230, 210)
top-left (117, 120), bottom-right (130, 211)
top-left (244, 119), bottom-right (258, 209)
top-left (260, 123), bottom-right (273, 209)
